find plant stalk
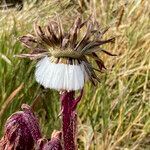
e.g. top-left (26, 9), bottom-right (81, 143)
top-left (60, 90), bottom-right (83, 150)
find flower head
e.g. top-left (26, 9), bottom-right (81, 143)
top-left (18, 16), bottom-right (115, 91)
top-left (0, 104), bottom-right (42, 150)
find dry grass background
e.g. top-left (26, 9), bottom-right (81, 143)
top-left (0, 0), bottom-right (150, 149)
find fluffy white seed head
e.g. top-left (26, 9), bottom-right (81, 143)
top-left (35, 56), bottom-right (87, 91)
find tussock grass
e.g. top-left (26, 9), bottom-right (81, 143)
top-left (0, 0), bottom-right (150, 149)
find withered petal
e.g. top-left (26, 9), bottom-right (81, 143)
top-left (19, 34), bottom-right (47, 54)
top-left (91, 52), bottom-right (106, 70)
top-left (101, 49), bottom-right (117, 56)
top-left (34, 23), bottom-right (51, 45)
top-left (19, 34), bottom-right (37, 49)
top-left (69, 16), bottom-right (82, 48)
top-left (14, 52), bottom-right (49, 60)
top-left (46, 21), bottom-right (60, 45)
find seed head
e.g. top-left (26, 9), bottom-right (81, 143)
top-left (18, 15), bottom-right (115, 91)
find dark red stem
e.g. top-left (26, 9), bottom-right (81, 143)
top-left (60, 90), bottom-right (83, 150)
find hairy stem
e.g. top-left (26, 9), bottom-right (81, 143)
top-left (60, 90), bottom-right (83, 150)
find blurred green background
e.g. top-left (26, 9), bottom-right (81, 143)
top-left (0, 0), bottom-right (150, 149)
